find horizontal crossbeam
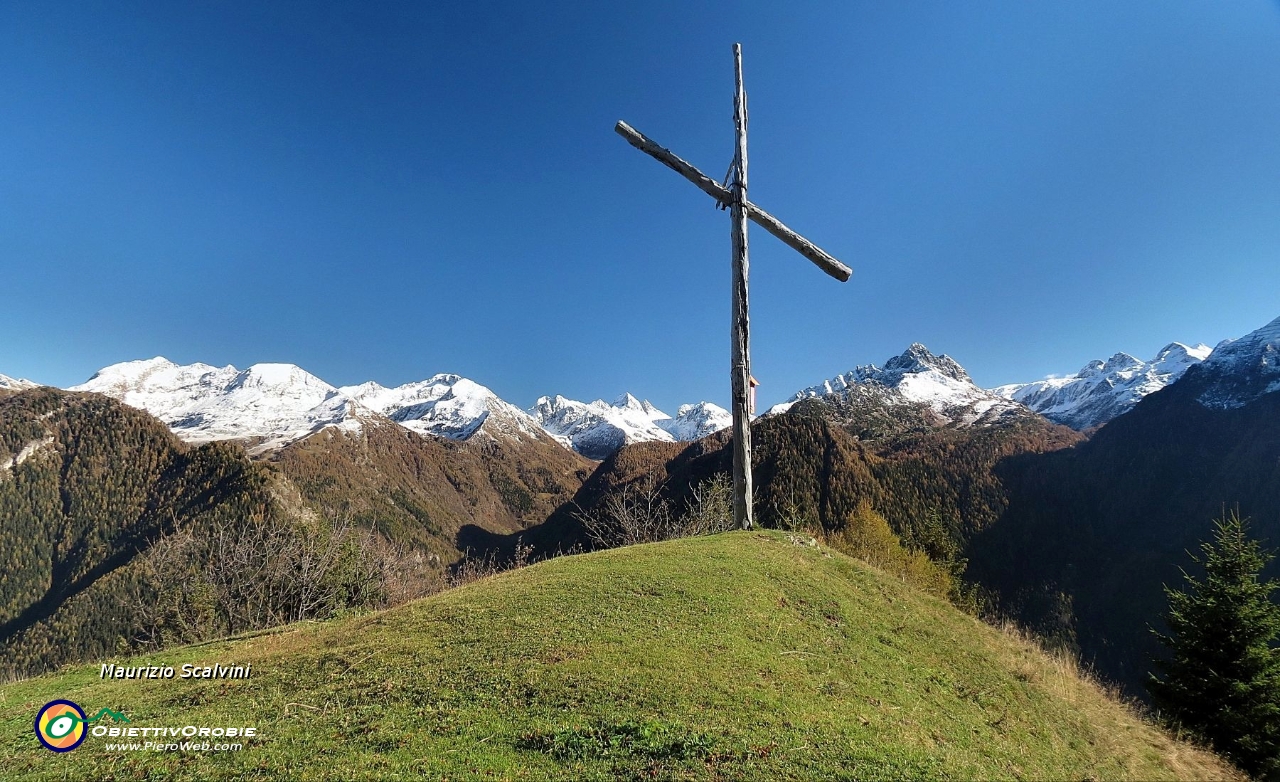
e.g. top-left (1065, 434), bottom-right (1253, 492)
top-left (615, 120), bottom-right (852, 283)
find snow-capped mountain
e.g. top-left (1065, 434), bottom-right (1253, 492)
top-left (71, 358), bottom-right (562, 453)
top-left (1192, 315), bottom-right (1280, 410)
top-left (771, 343), bottom-right (1024, 427)
top-left (339, 374), bottom-right (548, 442)
top-left (993, 342), bottom-right (1212, 430)
top-left (71, 358), bottom-right (367, 452)
top-left (0, 374), bottom-right (37, 390)
top-left (659, 402), bottom-right (734, 442)
top-left (530, 393), bottom-right (730, 460)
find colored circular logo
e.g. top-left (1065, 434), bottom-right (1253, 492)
top-left (34, 700), bottom-right (87, 752)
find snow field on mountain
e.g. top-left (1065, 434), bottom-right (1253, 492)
top-left (0, 374), bottom-right (37, 390)
top-left (776, 343), bottom-right (1024, 427)
top-left (69, 358), bottom-right (730, 457)
top-left (992, 342), bottom-right (1212, 429)
top-left (529, 393), bottom-right (730, 460)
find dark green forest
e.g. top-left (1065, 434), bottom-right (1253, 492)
top-left (0, 389), bottom-right (280, 676)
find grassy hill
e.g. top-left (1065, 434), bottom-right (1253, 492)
top-left (0, 532), bottom-right (1238, 780)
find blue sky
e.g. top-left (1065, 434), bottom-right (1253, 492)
top-left (4, 1), bottom-right (1280, 411)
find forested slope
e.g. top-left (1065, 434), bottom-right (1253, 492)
top-left (0, 389), bottom-right (282, 677)
top-left (968, 376), bottom-right (1280, 695)
top-left (267, 416), bottom-right (592, 561)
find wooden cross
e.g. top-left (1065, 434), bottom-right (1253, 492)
top-left (616, 43), bottom-right (851, 530)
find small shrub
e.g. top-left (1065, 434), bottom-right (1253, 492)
top-left (577, 475), bottom-right (734, 549)
top-left (823, 501), bottom-right (955, 599)
top-left (134, 512), bottom-right (399, 647)
top-left (679, 473), bottom-right (735, 537)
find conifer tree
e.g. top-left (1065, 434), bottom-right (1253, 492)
top-left (1148, 511), bottom-right (1280, 779)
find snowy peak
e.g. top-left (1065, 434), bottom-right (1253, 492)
top-left (994, 341), bottom-right (1212, 430)
top-left (776, 344), bottom-right (1021, 427)
top-left (73, 355), bottom-right (562, 452)
top-left (530, 393), bottom-right (729, 460)
top-left (884, 343), bottom-right (972, 384)
top-left (657, 402), bottom-right (733, 442)
top-left (612, 392), bottom-right (656, 413)
top-left (0, 373), bottom-right (38, 390)
top-left (1077, 360), bottom-right (1106, 377)
top-left (531, 394), bottom-right (674, 460)
top-left (227, 363), bottom-right (335, 397)
top-left (1153, 342), bottom-right (1213, 368)
top-left (1200, 315), bottom-right (1280, 372)
top-left (340, 374), bottom-right (546, 442)
top-left (531, 395), bottom-right (573, 419)
top-left (609, 393), bottom-right (665, 419)
top-left (1101, 352), bottom-right (1142, 374)
top-left (71, 358), bottom-right (354, 452)
top-left (76, 357), bottom-right (235, 399)
top-left (1194, 315), bottom-right (1280, 410)
top-left (996, 315), bottom-right (1280, 425)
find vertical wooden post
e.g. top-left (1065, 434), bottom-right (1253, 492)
top-left (730, 43), bottom-right (753, 530)
top-left (617, 45), bottom-right (849, 532)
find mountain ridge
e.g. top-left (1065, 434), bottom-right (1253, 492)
top-left (994, 342), bottom-right (1212, 430)
top-left (770, 342), bottom-right (1028, 428)
top-left (1193, 314), bottom-right (1280, 410)
top-left (0, 387), bottom-right (289, 677)
top-left (0, 374), bottom-right (38, 391)
top-left (66, 358), bottom-right (731, 459)
top-left (967, 344), bottom-right (1280, 698)
top-left (530, 393), bottom-right (731, 460)
top-left (14, 312), bottom-right (1280, 456)
top-left (70, 358), bottom-right (368, 454)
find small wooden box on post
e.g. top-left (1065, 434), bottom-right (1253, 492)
top-left (615, 43), bottom-right (851, 530)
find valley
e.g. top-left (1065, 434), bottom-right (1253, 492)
top-left (2, 313), bottom-right (1276, 777)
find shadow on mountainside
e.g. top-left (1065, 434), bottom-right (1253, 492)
top-left (967, 380), bottom-right (1280, 699)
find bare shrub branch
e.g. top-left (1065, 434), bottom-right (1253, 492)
top-left (578, 474), bottom-right (736, 549)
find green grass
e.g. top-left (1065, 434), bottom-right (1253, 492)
top-left (0, 531), bottom-right (1239, 780)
